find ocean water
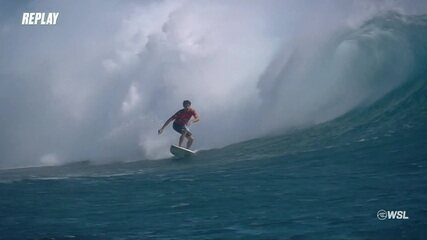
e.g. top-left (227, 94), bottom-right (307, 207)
top-left (1, 12), bottom-right (427, 240)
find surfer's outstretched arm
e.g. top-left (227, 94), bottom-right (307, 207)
top-left (158, 116), bottom-right (175, 134)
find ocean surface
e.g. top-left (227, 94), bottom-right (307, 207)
top-left (1, 12), bottom-right (427, 240)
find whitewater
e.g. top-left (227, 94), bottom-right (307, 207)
top-left (1, 2), bottom-right (427, 239)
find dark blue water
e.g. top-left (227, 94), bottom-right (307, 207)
top-left (1, 12), bottom-right (427, 240)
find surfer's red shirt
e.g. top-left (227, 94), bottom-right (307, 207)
top-left (173, 108), bottom-right (197, 126)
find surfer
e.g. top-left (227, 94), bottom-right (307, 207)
top-left (158, 100), bottom-right (200, 149)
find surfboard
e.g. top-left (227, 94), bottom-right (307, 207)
top-left (170, 145), bottom-right (196, 158)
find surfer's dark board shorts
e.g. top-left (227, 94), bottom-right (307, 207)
top-left (173, 122), bottom-right (192, 136)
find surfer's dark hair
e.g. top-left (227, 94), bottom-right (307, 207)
top-left (183, 100), bottom-right (191, 106)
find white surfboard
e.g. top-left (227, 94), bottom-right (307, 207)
top-left (170, 145), bottom-right (196, 158)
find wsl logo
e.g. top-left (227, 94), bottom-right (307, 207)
top-left (377, 209), bottom-right (409, 220)
top-left (22, 12), bottom-right (59, 25)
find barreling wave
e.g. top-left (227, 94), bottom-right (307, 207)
top-left (211, 12), bottom-right (427, 162)
top-left (256, 11), bottom-right (426, 134)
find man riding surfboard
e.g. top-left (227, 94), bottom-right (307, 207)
top-left (158, 100), bottom-right (200, 149)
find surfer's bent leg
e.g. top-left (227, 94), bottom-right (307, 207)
top-left (183, 128), bottom-right (193, 149)
top-left (173, 122), bottom-right (193, 148)
top-left (179, 131), bottom-right (186, 147)
top-left (186, 134), bottom-right (193, 149)
top-left (173, 122), bottom-right (186, 147)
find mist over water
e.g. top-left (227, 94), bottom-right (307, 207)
top-left (1, 0), bottom-right (427, 168)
